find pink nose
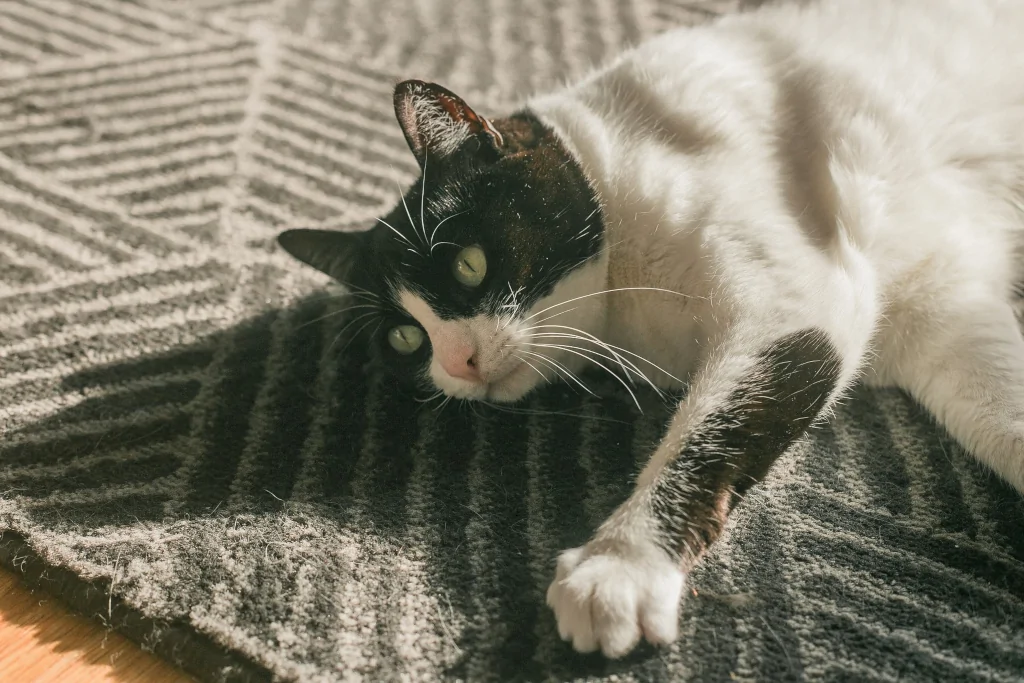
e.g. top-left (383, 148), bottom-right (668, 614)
top-left (437, 343), bottom-right (481, 382)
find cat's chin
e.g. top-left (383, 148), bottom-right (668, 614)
top-left (433, 358), bottom-right (544, 404)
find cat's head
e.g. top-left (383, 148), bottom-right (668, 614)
top-left (277, 80), bottom-right (606, 402)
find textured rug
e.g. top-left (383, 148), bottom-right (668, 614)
top-left (1, 0), bottom-right (1023, 681)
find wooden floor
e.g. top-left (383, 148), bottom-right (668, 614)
top-left (0, 568), bottom-right (192, 683)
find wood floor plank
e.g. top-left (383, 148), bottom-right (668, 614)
top-left (0, 569), bottom-right (192, 683)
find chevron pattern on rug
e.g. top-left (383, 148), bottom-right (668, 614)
top-left (1, 1), bottom-right (1023, 681)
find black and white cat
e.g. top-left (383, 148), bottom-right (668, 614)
top-left (278, 0), bottom-right (1024, 659)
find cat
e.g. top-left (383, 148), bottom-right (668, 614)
top-left (277, 0), bottom-right (1024, 659)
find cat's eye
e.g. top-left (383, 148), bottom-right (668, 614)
top-left (452, 245), bottom-right (487, 287)
top-left (388, 325), bottom-right (425, 354)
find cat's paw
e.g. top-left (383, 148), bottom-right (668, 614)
top-left (545, 540), bottom-right (685, 658)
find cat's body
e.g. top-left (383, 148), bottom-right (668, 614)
top-left (537, 0), bottom-right (1024, 392)
top-left (279, 0), bottom-right (1024, 659)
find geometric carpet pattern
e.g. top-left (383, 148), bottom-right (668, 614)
top-left (1, 1), bottom-right (1023, 681)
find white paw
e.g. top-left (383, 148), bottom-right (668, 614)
top-left (545, 541), bottom-right (685, 658)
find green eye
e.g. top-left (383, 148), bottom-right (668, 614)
top-left (388, 325), bottom-right (425, 354)
top-left (453, 245), bottom-right (487, 287)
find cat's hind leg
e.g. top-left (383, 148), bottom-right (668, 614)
top-left (881, 296), bottom-right (1024, 493)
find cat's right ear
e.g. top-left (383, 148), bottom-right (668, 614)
top-left (393, 80), bottom-right (504, 167)
top-left (277, 228), bottom-right (364, 282)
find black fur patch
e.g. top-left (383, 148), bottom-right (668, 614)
top-left (375, 111), bottom-right (603, 321)
top-left (649, 328), bottom-right (842, 565)
top-left (277, 82), bottom-right (603, 387)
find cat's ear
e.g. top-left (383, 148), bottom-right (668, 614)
top-left (277, 228), bottom-right (364, 282)
top-left (394, 80), bottom-right (504, 167)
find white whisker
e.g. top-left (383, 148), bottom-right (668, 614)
top-left (524, 306), bottom-right (579, 328)
top-left (430, 210), bottom-right (468, 247)
top-left (326, 313), bottom-right (379, 355)
top-left (435, 394), bottom-right (455, 413)
top-left (295, 303), bottom-right (382, 330)
top-left (524, 325), bottom-right (684, 385)
top-left (415, 389), bottom-right (445, 404)
top-left (328, 281), bottom-right (380, 300)
top-left (377, 217), bottom-right (419, 252)
top-left (430, 241), bottom-right (462, 254)
top-left (476, 399), bottom-right (630, 425)
top-left (519, 322), bottom-right (654, 390)
top-left (516, 349), bottom-right (595, 396)
top-left (421, 153), bottom-right (430, 250)
top-left (397, 181), bottom-right (426, 248)
top-left (521, 342), bottom-right (642, 410)
top-left (497, 284), bottom-right (527, 331)
top-left (521, 286), bottom-right (700, 325)
top-left (524, 339), bottom-right (651, 389)
top-left (341, 319), bottom-right (381, 354)
top-left (513, 353), bottom-right (549, 384)
top-left (337, 291), bottom-right (380, 304)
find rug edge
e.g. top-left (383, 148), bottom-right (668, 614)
top-left (0, 530), bottom-right (275, 683)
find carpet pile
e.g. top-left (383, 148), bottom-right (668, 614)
top-left (1, 1), bottom-right (1023, 681)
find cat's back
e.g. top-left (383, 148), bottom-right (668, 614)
top-left (537, 0), bottom-right (1024, 190)
top-left (755, 0), bottom-right (1024, 135)
top-left (632, 0), bottom-right (1024, 148)
top-left (534, 0), bottom-right (1024, 244)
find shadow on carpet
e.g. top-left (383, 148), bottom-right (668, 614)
top-left (2, 295), bottom-right (1024, 682)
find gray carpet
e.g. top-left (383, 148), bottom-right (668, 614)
top-left (1, 0), bottom-right (1023, 681)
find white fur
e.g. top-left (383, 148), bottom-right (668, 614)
top-left (411, 0), bottom-right (1024, 657)
top-left (546, 535), bottom-right (685, 658)
top-left (526, 0), bottom-right (1024, 486)
top-left (409, 90), bottom-right (472, 158)
top-left (396, 257), bottom-right (609, 402)
top-left (526, 0), bottom-right (1024, 656)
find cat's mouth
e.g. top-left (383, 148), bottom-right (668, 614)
top-left (431, 354), bottom-right (538, 403)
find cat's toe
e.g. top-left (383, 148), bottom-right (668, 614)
top-left (546, 542), bottom-right (684, 658)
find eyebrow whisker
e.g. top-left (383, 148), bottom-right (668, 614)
top-left (421, 152), bottom-right (430, 250)
top-left (397, 181), bottom-right (428, 248)
top-left (377, 217), bottom-right (419, 252)
top-left (430, 210), bottom-right (469, 247)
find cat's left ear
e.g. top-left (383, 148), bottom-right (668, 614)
top-left (394, 80), bottom-right (505, 167)
top-left (277, 228), bottom-right (365, 283)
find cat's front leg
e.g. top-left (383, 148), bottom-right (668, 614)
top-left (547, 323), bottom-right (870, 657)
